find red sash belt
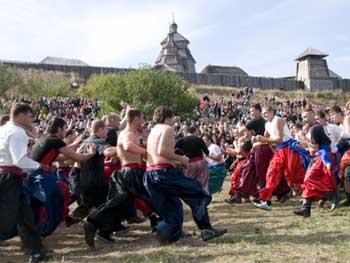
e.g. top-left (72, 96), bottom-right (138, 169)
top-left (146, 163), bottom-right (173, 171)
top-left (121, 163), bottom-right (143, 169)
top-left (41, 165), bottom-right (57, 174)
top-left (0, 166), bottom-right (27, 179)
top-left (189, 156), bottom-right (204, 163)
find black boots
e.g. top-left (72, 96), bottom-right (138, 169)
top-left (293, 198), bottom-right (311, 217)
top-left (339, 192), bottom-right (350, 207)
top-left (324, 191), bottom-right (339, 211)
top-left (224, 193), bottom-right (242, 204)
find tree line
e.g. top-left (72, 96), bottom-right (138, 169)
top-left (0, 63), bottom-right (197, 119)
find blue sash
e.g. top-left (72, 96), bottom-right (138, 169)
top-left (276, 139), bottom-right (310, 170)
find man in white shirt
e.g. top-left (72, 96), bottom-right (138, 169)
top-left (0, 103), bottom-right (49, 262)
top-left (252, 105), bottom-right (306, 211)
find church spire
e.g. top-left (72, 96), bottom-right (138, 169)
top-left (169, 12), bottom-right (177, 33)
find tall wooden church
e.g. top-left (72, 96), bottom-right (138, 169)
top-left (155, 20), bottom-right (196, 73)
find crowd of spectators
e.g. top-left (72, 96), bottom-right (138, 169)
top-left (0, 90), bottom-right (329, 161)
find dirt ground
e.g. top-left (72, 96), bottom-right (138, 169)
top-left (1, 177), bottom-right (350, 263)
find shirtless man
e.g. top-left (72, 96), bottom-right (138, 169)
top-left (84, 109), bottom-right (155, 247)
top-left (143, 106), bottom-right (226, 244)
top-left (253, 105), bottom-right (306, 210)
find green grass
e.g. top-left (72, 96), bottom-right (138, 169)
top-left (1, 178), bottom-right (350, 263)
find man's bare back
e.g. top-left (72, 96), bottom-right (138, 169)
top-left (147, 124), bottom-right (188, 168)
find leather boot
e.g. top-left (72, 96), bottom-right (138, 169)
top-left (324, 191), bottom-right (339, 211)
top-left (293, 198), bottom-right (311, 217)
top-left (225, 192), bottom-right (242, 204)
top-left (339, 192), bottom-right (350, 207)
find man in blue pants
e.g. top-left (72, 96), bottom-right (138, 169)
top-left (144, 106), bottom-right (226, 244)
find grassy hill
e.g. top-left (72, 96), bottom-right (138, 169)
top-left (190, 85), bottom-right (350, 107)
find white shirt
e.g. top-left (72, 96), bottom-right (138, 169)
top-left (207, 143), bottom-right (224, 167)
top-left (323, 123), bottom-right (342, 153)
top-left (0, 121), bottom-right (40, 170)
top-left (265, 116), bottom-right (292, 143)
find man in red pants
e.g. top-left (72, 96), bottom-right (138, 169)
top-left (253, 105), bottom-right (306, 210)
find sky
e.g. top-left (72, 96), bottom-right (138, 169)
top-left (0, 0), bottom-right (349, 78)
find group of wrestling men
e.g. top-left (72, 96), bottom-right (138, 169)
top-left (0, 103), bottom-right (227, 262)
top-left (224, 103), bottom-right (344, 218)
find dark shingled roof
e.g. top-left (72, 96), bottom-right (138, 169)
top-left (295, 48), bottom-right (328, 61)
top-left (201, 65), bottom-right (249, 76)
top-left (160, 22), bottom-right (189, 45)
top-left (329, 69), bottom-right (341, 79)
top-left (40, 56), bottom-right (89, 66)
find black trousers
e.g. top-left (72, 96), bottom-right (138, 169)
top-left (71, 171), bottom-right (108, 219)
top-left (0, 172), bottom-right (42, 254)
top-left (68, 167), bottom-right (81, 205)
top-left (88, 168), bottom-right (152, 233)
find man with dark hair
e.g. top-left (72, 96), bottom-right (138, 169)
top-left (294, 125), bottom-right (338, 217)
top-left (226, 103), bottom-right (275, 203)
top-left (144, 106), bottom-right (226, 244)
top-left (315, 110), bottom-right (342, 153)
top-left (83, 109), bottom-right (156, 247)
top-left (302, 108), bottom-right (317, 133)
top-left (31, 117), bottom-right (96, 166)
top-left (246, 104), bottom-right (265, 136)
top-left (329, 105), bottom-right (344, 125)
top-left (27, 117), bottom-right (96, 237)
top-left (0, 103), bottom-right (47, 262)
top-left (175, 126), bottom-right (210, 193)
top-left (245, 103), bottom-right (273, 187)
top-left (0, 114), bottom-right (10, 126)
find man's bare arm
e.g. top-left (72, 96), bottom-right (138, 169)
top-left (122, 132), bottom-right (147, 155)
top-left (59, 144), bottom-right (96, 162)
top-left (103, 146), bottom-right (118, 158)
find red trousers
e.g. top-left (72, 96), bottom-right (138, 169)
top-left (302, 155), bottom-right (337, 200)
top-left (229, 159), bottom-right (247, 196)
top-left (260, 147), bottom-right (305, 200)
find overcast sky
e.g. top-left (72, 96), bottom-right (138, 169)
top-left (0, 0), bottom-right (349, 77)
